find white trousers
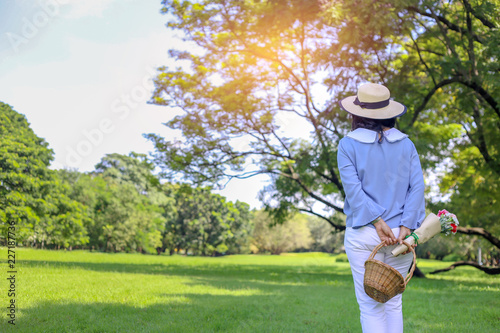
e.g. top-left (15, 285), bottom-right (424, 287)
top-left (345, 226), bottom-right (414, 333)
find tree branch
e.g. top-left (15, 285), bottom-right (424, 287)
top-left (268, 170), bottom-right (344, 214)
top-left (407, 6), bottom-right (483, 43)
top-left (469, 104), bottom-right (500, 175)
top-left (297, 207), bottom-right (346, 231)
top-left (407, 78), bottom-right (459, 128)
top-left (429, 261), bottom-right (500, 275)
top-left (425, 5), bottom-right (461, 61)
top-left (462, 0), bottom-right (496, 29)
top-left (457, 226), bottom-right (500, 249)
top-left (409, 34), bottom-right (437, 86)
top-left (458, 80), bottom-right (500, 121)
top-left (406, 77), bottom-right (499, 129)
top-left (464, 3), bottom-right (478, 78)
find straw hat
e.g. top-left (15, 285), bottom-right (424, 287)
top-left (338, 83), bottom-right (407, 119)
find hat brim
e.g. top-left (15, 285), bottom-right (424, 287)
top-left (339, 96), bottom-right (407, 119)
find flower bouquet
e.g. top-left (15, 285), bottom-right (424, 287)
top-left (438, 209), bottom-right (459, 235)
top-left (391, 209), bottom-right (459, 256)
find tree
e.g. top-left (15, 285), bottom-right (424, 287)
top-left (57, 153), bottom-right (251, 255)
top-left (408, 0), bottom-right (500, 251)
top-left (329, 0), bottom-right (500, 270)
top-left (148, 1), bottom-right (499, 270)
top-left (364, 0), bottom-right (500, 238)
top-left (251, 210), bottom-right (312, 255)
top-left (148, 0), bottom-right (350, 230)
top-left (94, 152), bottom-right (163, 195)
top-left (307, 215), bottom-right (344, 254)
top-left (162, 183), bottom-right (252, 256)
top-left (0, 102), bottom-right (88, 248)
top-left (96, 153), bottom-right (178, 253)
top-left (59, 153), bottom-right (174, 254)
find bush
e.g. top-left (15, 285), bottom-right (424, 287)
top-left (442, 253), bottom-right (465, 262)
top-left (307, 215), bottom-right (346, 253)
top-left (335, 253), bottom-right (349, 262)
top-left (251, 211), bottom-right (312, 254)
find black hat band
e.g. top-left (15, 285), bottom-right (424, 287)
top-left (353, 97), bottom-right (390, 109)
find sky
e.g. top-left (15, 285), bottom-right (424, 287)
top-left (0, 0), bottom-right (269, 208)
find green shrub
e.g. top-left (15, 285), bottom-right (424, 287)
top-left (335, 253), bottom-right (349, 262)
top-left (442, 253), bottom-right (465, 262)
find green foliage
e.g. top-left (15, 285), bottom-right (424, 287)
top-left (163, 183), bottom-right (253, 256)
top-left (344, 0), bottom-right (500, 236)
top-left (56, 153), bottom-right (253, 255)
top-left (59, 154), bottom-right (175, 254)
top-left (323, 0), bottom-right (500, 237)
top-left (251, 210), bottom-right (312, 254)
top-left (148, 0), bottom-right (350, 230)
top-left (94, 152), bottom-right (162, 194)
top-left (0, 102), bottom-right (88, 248)
top-left (334, 253), bottom-right (349, 263)
top-left (150, 1), bottom-right (500, 259)
top-left (442, 253), bottom-right (466, 262)
top-left (307, 215), bottom-right (345, 253)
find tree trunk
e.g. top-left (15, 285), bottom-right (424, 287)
top-left (413, 265), bottom-right (426, 278)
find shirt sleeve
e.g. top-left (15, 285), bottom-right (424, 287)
top-left (399, 143), bottom-right (426, 230)
top-left (337, 140), bottom-right (386, 228)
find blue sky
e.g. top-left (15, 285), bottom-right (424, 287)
top-left (0, 0), bottom-right (266, 208)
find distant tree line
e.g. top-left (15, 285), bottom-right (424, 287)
top-left (0, 102), bottom-right (251, 255)
top-left (2, 101), bottom-right (494, 261)
top-left (1, 102), bottom-right (347, 256)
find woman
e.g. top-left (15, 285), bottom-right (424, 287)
top-left (337, 83), bottom-right (425, 333)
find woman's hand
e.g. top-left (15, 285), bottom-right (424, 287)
top-left (398, 226), bottom-right (416, 255)
top-left (373, 218), bottom-right (397, 245)
top-left (397, 226), bottom-right (412, 245)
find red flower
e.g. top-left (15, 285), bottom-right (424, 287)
top-left (451, 223), bottom-right (457, 234)
top-left (438, 209), bottom-right (449, 217)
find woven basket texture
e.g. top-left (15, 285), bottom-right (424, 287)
top-left (364, 259), bottom-right (405, 303)
top-left (363, 241), bottom-right (416, 303)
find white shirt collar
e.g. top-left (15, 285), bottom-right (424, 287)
top-left (346, 128), bottom-right (408, 143)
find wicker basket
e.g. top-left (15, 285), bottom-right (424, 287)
top-left (363, 241), bottom-right (416, 303)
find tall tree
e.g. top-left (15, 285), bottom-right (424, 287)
top-left (323, 0), bottom-right (500, 257)
top-left (400, 0), bottom-right (500, 239)
top-left (162, 183), bottom-right (252, 256)
top-left (147, 0), bottom-right (499, 264)
top-left (148, 0), bottom-right (351, 229)
top-left (60, 153), bottom-right (177, 253)
top-left (0, 102), bottom-right (88, 248)
top-left (251, 210), bottom-right (312, 255)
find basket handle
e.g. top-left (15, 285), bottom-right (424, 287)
top-left (403, 241), bottom-right (417, 286)
top-left (368, 240), bottom-right (417, 287)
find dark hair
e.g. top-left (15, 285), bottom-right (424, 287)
top-left (351, 115), bottom-right (396, 143)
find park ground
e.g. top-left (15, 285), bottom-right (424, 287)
top-left (1, 248), bottom-right (499, 332)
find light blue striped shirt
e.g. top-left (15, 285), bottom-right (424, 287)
top-left (337, 128), bottom-right (426, 229)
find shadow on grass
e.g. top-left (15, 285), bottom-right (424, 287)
top-left (5, 281), bottom-right (359, 333)
top-left (20, 258), bottom-right (498, 292)
top-left (20, 259), bottom-right (353, 285)
top-left (7, 258), bottom-right (363, 332)
top-left (9, 258), bottom-right (500, 332)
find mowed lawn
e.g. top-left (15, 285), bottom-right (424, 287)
top-left (1, 248), bottom-right (499, 332)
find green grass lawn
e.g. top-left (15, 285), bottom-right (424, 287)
top-left (1, 248), bottom-right (499, 332)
